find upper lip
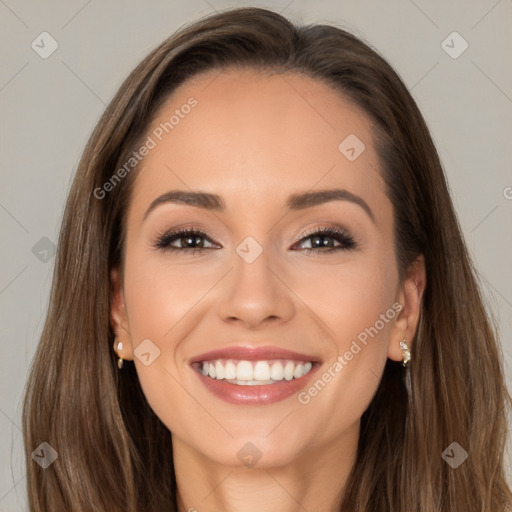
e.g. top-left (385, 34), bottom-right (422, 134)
top-left (189, 345), bottom-right (321, 364)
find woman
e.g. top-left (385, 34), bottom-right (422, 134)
top-left (22, 6), bottom-right (512, 511)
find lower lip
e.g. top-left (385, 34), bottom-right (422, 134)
top-left (192, 364), bottom-right (319, 405)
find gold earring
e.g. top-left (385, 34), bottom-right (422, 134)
top-left (400, 338), bottom-right (411, 367)
top-left (114, 340), bottom-right (124, 370)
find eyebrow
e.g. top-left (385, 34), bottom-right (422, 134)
top-left (143, 188), bottom-right (375, 223)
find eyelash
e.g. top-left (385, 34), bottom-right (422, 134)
top-left (153, 225), bottom-right (357, 256)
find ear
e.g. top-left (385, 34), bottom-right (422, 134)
top-left (110, 267), bottom-right (134, 361)
top-left (388, 254), bottom-right (426, 362)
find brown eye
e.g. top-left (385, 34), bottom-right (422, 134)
top-left (294, 227), bottom-right (357, 254)
top-left (154, 228), bottom-right (218, 253)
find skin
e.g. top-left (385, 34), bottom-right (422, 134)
top-left (111, 68), bottom-right (426, 512)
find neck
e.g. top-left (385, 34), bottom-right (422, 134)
top-left (173, 420), bottom-right (359, 512)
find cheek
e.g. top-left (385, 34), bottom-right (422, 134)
top-left (120, 242), bottom-right (237, 414)
top-left (289, 252), bottom-right (398, 404)
top-left (293, 257), bottom-right (399, 434)
top-left (122, 249), bottom-right (212, 342)
top-left (120, 251), bottom-right (205, 434)
top-left (290, 249), bottom-right (399, 347)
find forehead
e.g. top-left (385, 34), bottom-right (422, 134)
top-left (128, 68), bottom-right (387, 221)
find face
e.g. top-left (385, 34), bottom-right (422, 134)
top-left (111, 68), bottom-right (423, 469)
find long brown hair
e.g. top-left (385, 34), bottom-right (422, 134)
top-left (22, 7), bottom-right (512, 511)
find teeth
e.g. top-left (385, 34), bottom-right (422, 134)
top-left (236, 361), bottom-right (253, 381)
top-left (215, 361), bottom-right (224, 379)
top-left (224, 361), bottom-right (237, 379)
top-left (293, 363), bottom-right (304, 379)
top-left (253, 361), bottom-right (270, 380)
top-left (198, 359), bottom-right (314, 384)
top-left (270, 362), bottom-right (284, 380)
top-left (284, 361), bottom-right (295, 381)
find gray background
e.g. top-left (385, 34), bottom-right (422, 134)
top-left (1, 0), bottom-right (511, 509)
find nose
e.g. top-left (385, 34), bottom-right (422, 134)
top-left (217, 243), bottom-right (296, 329)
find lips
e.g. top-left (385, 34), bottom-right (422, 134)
top-left (189, 345), bottom-right (321, 405)
top-left (190, 346), bottom-right (321, 364)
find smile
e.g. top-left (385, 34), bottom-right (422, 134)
top-left (190, 346), bottom-right (321, 405)
top-left (195, 359), bottom-right (313, 385)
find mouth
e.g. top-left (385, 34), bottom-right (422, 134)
top-left (192, 359), bottom-right (314, 385)
top-left (189, 346), bottom-right (321, 405)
